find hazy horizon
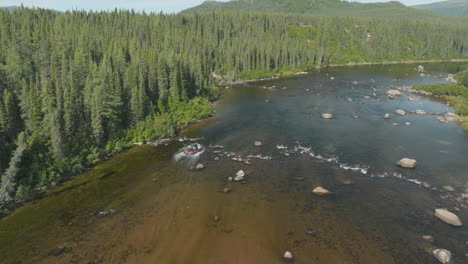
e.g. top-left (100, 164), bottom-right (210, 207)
top-left (0, 0), bottom-right (447, 13)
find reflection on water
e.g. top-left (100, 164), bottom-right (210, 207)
top-left (0, 63), bottom-right (467, 264)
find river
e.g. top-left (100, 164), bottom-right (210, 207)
top-left (1, 63), bottom-right (467, 264)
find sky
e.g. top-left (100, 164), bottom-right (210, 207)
top-left (0, 0), bottom-right (445, 13)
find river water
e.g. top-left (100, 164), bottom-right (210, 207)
top-left (1, 63), bottom-right (467, 264)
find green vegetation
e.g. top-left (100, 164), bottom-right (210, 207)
top-left (413, 0), bottom-right (468, 18)
top-left (414, 69), bottom-right (468, 127)
top-left (0, 7), bottom-right (468, 207)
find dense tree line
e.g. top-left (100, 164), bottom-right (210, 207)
top-left (0, 8), bottom-right (468, 206)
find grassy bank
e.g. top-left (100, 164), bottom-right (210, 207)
top-left (413, 69), bottom-right (468, 129)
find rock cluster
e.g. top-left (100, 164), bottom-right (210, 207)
top-left (386, 89), bottom-right (403, 99)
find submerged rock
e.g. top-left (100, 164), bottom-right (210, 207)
top-left (415, 109), bottom-right (427, 115)
top-left (254, 141), bottom-right (263, 147)
top-left (195, 163), bottom-right (205, 170)
top-left (48, 245), bottom-right (72, 256)
top-left (394, 109), bottom-right (406, 116)
top-left (384, 113), bottom-right (390, 119)
top-left (321, 113), bottom-right (334, 119)
top-left (422, 235), bottom-right (434, 243)
top-left (422, 182), bottom-right (431, 189)
top-left (434, 209), bottom-right (463, 226)
top-left (312, 187), bottom-right (331, 195)
top-left (346, 98), bottom-right (353, 102)
top-left (234, 170), bottom-right (245, 181)
top-left (283, 251), bottom-right (294, 262)
top-left (223, 187), bottom-right (231, 193)
top-left (396, 158), bottom-right (417, 169)
top-left (433, 249), bottom-right (451, 264)
top-left (442, 186), bottom-right (455, 192)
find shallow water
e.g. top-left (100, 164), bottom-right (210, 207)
top-left (1, 63), bottom-right (467, 264)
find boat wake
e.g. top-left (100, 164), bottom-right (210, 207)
top-left (173, 143), bottom-right (205, 169)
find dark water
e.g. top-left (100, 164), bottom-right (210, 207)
top-left (1, 63), bottom-right (467, 264)
top-left (195, 63), bottom-right (468, 189)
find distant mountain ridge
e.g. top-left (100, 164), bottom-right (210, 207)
top-left (184, 0), bottom-right (439, 18)
top-left (413, 0), bottom-right (468, 17)
top-left (0, 5), bottom-right (62, 13)
top-left (0, 6), bottom-right (21, 11)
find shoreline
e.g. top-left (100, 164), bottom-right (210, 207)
top-left (0, 112), bottom-right (217, 218)
top-left (225, 59), bottom-right (468, 85)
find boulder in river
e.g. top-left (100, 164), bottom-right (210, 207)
top-left (418, 65), bottom-right (425, 72)
top-left (312, 187), bottom-right (331, 195)
top-left (396, 158), bottom-right (417, 169)
top-left (384, 113), bottom-right (390, 119)
top-left (394, 109), bottom-right (406, 116)
top-left (386, 89), bottom-right (403, 98)
top-left (234, 170), bottom-right (245, 181)
top-left (283, 251), bottom-right (294, 262)
top-left (434, 208), bottom-right (463, 226)
top-left (195, 163), bottom-right (205, 170)
top-left (433, 249), bottom-right (451, 264)
top-left (346, 98), bottom-right (353, 102)
top-left (321, 113), bottom-right (334, 119)
top-left (415, 109), bottom-right (427, 115)
top-left (254, 141), bottom-right (263, 147)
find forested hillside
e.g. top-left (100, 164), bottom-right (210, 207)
top-left (1, 8), bottom-right (468, 207)
top-left (413, 0), bottom-right (468, 17)
top-left (185, 0), bottom-right (440, 18)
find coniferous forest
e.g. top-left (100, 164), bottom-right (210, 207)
top-left (1, 7), bottom-right (468, 206)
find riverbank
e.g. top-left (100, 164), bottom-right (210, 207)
top-left (224, 59), bottom-right (468, 85)
top-left (413, 70), bottom-right (468, 129)
top-left (0, 97), bottom-right (217, 216)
